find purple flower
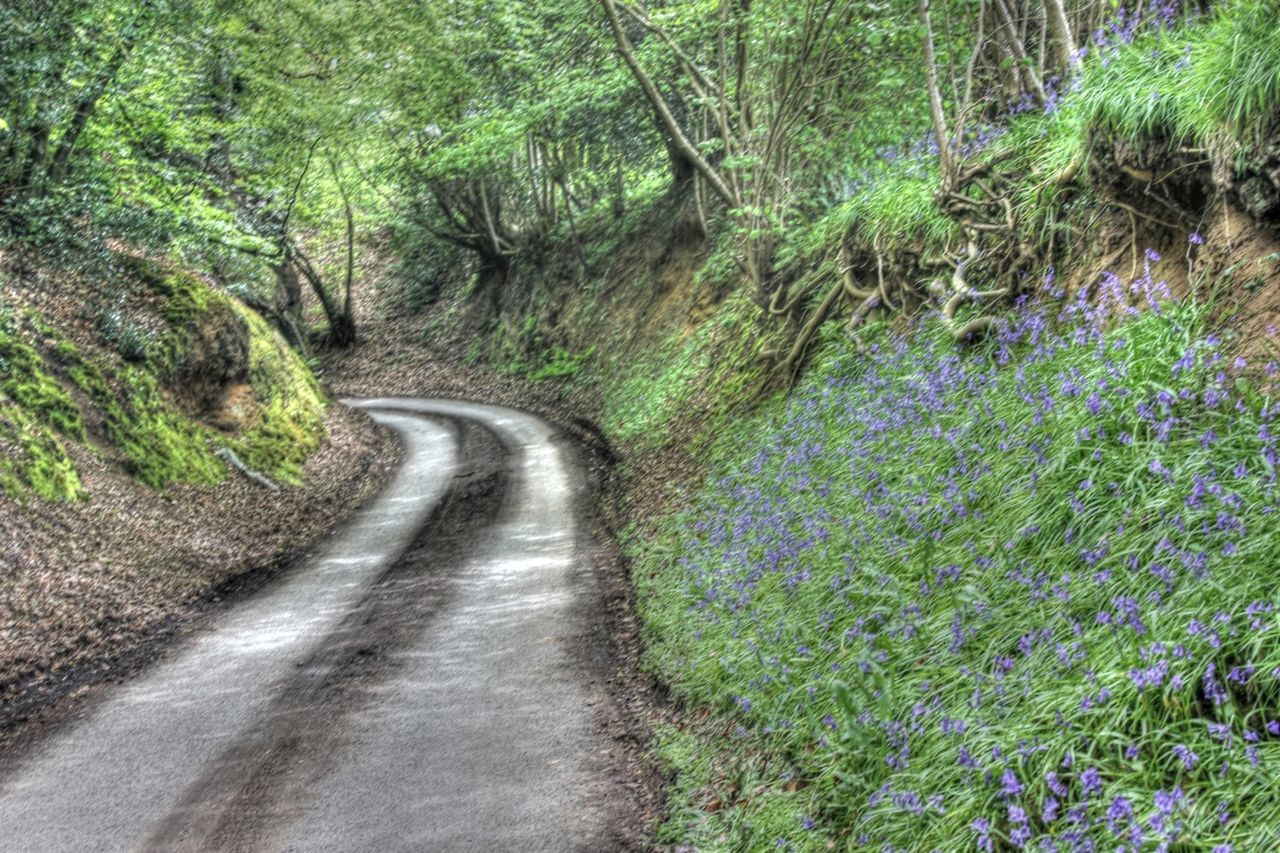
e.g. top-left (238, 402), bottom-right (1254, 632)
top-left (1203, 662), bottom-right (1230, 706)
top-left (1106, 795), bottom-right (1134, 835)
top-left (972, 816), bottom-right (993, 852)
top-left (1155, 786), bottom-right (1184, 815)
top-left (1000, 768), bottom-right (1023, 798)
top-left (1081, 766), bottom-right (1102, 798)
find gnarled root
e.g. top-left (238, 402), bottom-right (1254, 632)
top-left (933, 234), bottom-right (1009, 344)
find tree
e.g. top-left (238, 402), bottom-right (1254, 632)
top-left (599, 0), bottom-right (887, 297)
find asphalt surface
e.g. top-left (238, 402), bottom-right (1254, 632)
top-left (0, 399), bottom-right (610, 851)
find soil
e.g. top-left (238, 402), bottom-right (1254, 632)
top-left (1199, 205), bottom-right (1280, 367)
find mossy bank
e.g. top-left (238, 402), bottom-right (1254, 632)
top-left (0, 255), bottom-right (326, 502)
top-left (0, 251), bottom-right (396, 745)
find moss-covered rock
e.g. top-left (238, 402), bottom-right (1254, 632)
top-left (137, 265), bottom-right (253, 416)
top-left (106, 366), bottom-right (227, 489)
top-left (227, 302), bottom-right (326, 485)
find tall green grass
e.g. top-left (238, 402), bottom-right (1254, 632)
top-left (807, 0), bottom-right (1280, 265)
top-left (1079, 0), bottom-right (1280, 150)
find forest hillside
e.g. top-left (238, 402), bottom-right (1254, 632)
top-left (4, 0), bottom-right (1280, 849)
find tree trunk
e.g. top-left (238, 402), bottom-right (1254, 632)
top-left (919, 0), bottom-right (954, 187)
top-left (48, 44), bottom-right (132, 185)
top-left (1042, 0), bottom-right (1078, 74)
top-left (293, 245), bottom-right (356, 349)
top-left (992, 0), bottom-right (1046, 105)
top-left (600, 0), bottom-right (738, 207)
top-left (322, 156), bottom-right (359, 348)
top-left (657, 107), bottom-right (697, 187)
top-left (270, 261), bottom-right (309, 352)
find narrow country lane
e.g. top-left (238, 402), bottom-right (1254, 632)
top-left (0, 399), bottom-right (613, 851)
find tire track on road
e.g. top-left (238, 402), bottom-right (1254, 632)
top-left (143, 417), bottom-right (508, 852)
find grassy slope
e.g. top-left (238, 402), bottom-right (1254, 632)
top-left (789, 0), bottom-right (1280, 272)
top-left (636, 278), bottom-right (1280, 850)
top-left (579, 5), bottom-right (1280, 851)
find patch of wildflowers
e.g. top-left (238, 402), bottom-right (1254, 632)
top-left (649, 254), bottom-right (1280, 848)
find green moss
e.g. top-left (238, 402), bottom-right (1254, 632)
top-left (228, 302), bottom-right (326, 485)
top-left (0, 404), bottom-right (85, 502)
top-left (0, 311), bottom-right (87, 502)
top-left (100, 265), bottom-right (324, 489)
top-left (39, 320), bottom-right (221, 490)
top-left (0, 261), bottom-right (329, 499)
top-left (127, 257), bottom-right (212, 325)
top-left (0, 316), bottom-right (85, 440)
top-left (144, 268), bottom-right (231, 376)
top-left (106, 366), bottom-right (226, 488)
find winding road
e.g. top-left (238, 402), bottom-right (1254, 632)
top-left (0, 399), bottom-right (620, 851)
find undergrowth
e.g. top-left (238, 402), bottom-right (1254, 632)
top-left (603, 292), bottom-right (759, 451)
top-left (636, 259), bottom-right (1280, 850)
top-left (488, 313), bottom-right (598, 386)
top-left (793, 0), bottom-right (1280, 268)
top-left (1078, 0), bottom-right (1280, 153)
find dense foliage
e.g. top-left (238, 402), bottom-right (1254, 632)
top-left (6, 1), bottom-right (1277, 349)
